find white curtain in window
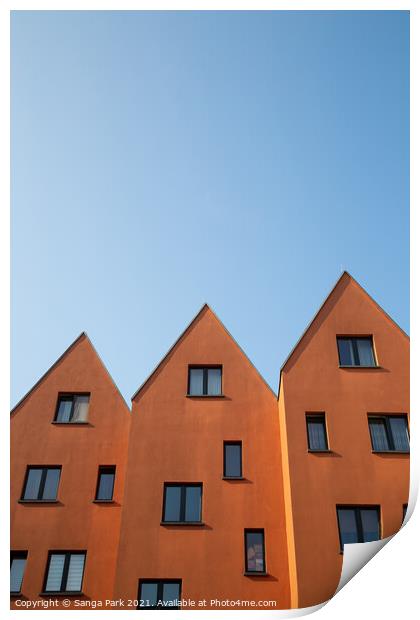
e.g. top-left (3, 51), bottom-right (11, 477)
top-left (207, 369), bottom-right (221, 395)
top-left (72, 396), bottom-right (89, 422)
top-left (45, 554), bottom-right (65, 591)
top-left (66, 554), bottom-right (85, 591)
top-left (357, 339), bottom-right (374, 366)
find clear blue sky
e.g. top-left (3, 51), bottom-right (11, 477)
top-left (11, 11), bottom-right (409, 406)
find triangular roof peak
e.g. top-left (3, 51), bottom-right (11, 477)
top-left (11, 331), bottom-right (130, 415)
top-left (132, 303), bottom-right (275, 401)
top-left (278, 270), bottom-right (408, 394)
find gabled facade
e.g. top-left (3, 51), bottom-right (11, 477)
top-left (278, 272), bottom-right (410, 607)
top-left (10, 334), bottom-right (131, 608)
top-left (10, 274), bottom-right (410, 609)
top-left (114, 305), bottom-right (291, 609)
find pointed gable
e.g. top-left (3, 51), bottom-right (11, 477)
top-left (132, 303), bottom-right (275, 403)
top-left (280, 271), bottom-right (408, 382)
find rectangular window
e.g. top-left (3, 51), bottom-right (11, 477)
top-left (138, 579), bottom-right (182, 609)
top-left (336, 506), bottom-right (380, 551)
top-left (10, 552), bottom-right (27, 594)
top-left (306, 414), bottom-right (328, 451)
top-left (244, 529), bottom-right (266, 574)
top-left (21, 467), bottom-right (61, 501)
top-left (337, 337), bottom-right (376, 367)
top-left (368, 415), bottom-right (410, 452)
top-left (54, 394), bottom-right (90, 423)
top-left (188, 366), bottom-right (222, 396)
top-left (95, 466), bottom-right (116, 501)
top-left (162, 484), bottom-right (202, 523)
top-left (223, 442), bottom-right (242, 478)
top-left (44, 552), bottom-right (86, 593)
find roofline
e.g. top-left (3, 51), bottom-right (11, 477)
top-left (277, 269), bottom-right (409, 398)
top-left (132, 303), bottom-right (276, 401)
top-left (11, 332), bottom-right (130, 414)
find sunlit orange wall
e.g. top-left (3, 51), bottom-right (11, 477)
top-left (10, 336), bottom-right (130, 609)
top-left (114, 308), bottom-right (291, 610)
top-left (279, 275), bottom-right (410, 608)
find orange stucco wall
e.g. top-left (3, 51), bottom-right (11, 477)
top-left (279, 274), bottom-right (410, 608)
top-left (114, 307), bottom-right (291, 610)
top-left (10, 335), bottom-right (130, 609)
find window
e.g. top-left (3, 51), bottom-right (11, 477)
top-left (336, 506), bottom-right (380, 551)
top-left (95, 466), bottom-right (116, 501)
top-left (43, 552), bottom-right (86, 594)
top-left (337, 337), bottom-right (376, 367)
top-left (54, 394), bottom-right (90, 423)
top-left (138, 579), bottom-right (182, 609)
top-left (162, 484), bottom-right (202, 523)
top-left (306, 414), bottom-right (328, 451)
top-left (245, 529), bottom-right (266, 574)
top-left (223, 442), bottom-right (242, 478)
top-left (368, 415), bottom-right (410, 452)
top-left (10, 552), bottom-right (27, 594)
top-left (188, 366), bottom-right (222, 396)
top-left (21, 467), bottom-right (61, 501)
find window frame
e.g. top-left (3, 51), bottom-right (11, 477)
top-left (94, 466), bottom-right (116, 502)
top-left (223, 441), bottom-right (243, 478)
top-left (368, 414), bottom-right (410, 453)
top-left (336, 505), bottom-right (381, 552)
top-left (336, 336), bottom-right (377, 367)
top-left (306, 413), bottom-right (329, 452)
top-left (187, 366), bottom-right (223, 397)
top-left (161, 483), bottom-right (203, 524)
top-left (20, 466), bottom-right (62, 502)
top-left (10, 551), bottom-right (28, 595)
top-left (42, 551), bottom-right (87, 595)
top-left (137, 579), bottom-right (182, 610)
top-left (52, 393), bottom-right (90, 424)
top-left (244, 528), bottom-right (266, 575)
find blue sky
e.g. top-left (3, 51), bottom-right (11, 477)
top-left (11, 11), bottom-right (409, 406)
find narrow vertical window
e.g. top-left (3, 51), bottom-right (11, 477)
top-left (306, 414), bottom-right (328, 451)
top-left (223, 442), bottom-right (242, 478)
top-left (95, 466), bottom-right (116, 501)
top-left (10, 552), bottom-right (27, 594)
top-left (244, 529), bottom-right (266, 574)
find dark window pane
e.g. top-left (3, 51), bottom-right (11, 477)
top-left (224, 443), bottom-right (242, 477)
top-left (164, 486), bottom-right (181, 521)
top-left (97, 471), bottom-right (115, 500)
top-left (369, 419), bottom-right (390, 451)
top-left (43, 469), bottom-right (60, 500)
top-left (65, 554), bottom-right (85, 591)
top-left (337, 509), bottom-right (358, 547)
top-left (207, 368), bottom-right (222, 395)
top-left (185, 486), bottom-right (202, 522)
top-left (360, 509), bottom-right (380, 542)
top-left (56, 399), bottom-right (73, 422)
top-left (389, 417), bottom-right (409, 452)
top-left (45, 554), bottom-right (66, 592)
top-left (140, 582), bottom-right (158, 608)
top-left (356, 339), bottom-right (375, 366)
top-left (307, 419), bottom-right (328, 450)
top-left (189, 369), bottom-right (203, 395)
top-left (246, 531), bottom-right (265, 572)
top-left (162, 583), bottom-right (181, 607)
top-left (23, 469), bottom-right (42, 500)
top-left (10, 557), bottom-right (26, 593)
top-left (337, 339), bottom-right (354, 365)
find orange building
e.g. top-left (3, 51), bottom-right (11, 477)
top-left (10, 273), bottom-right (410, 609)
top-left (10, 334), bottom-right (130, 609)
